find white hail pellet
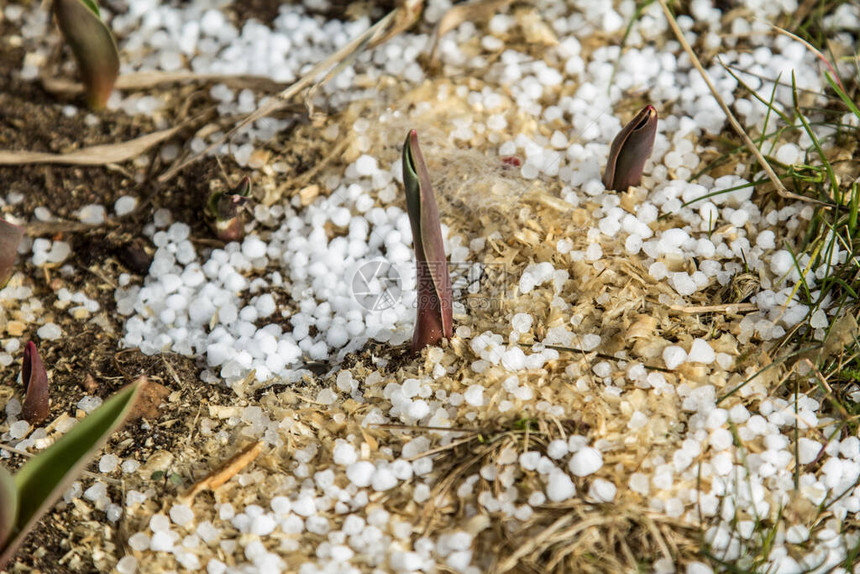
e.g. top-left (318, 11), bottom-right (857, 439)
top-left (569, 447), bottom-right (603, 476)
top-left (662, 345), bottom-right (687, 370)
top-left (545, 470), bottom-right (576, 502)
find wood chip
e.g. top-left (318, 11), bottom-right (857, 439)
top-left (179, 441), bottom-right (263, 504)
top-left (299, 185), bottom-right (321, 206)
top-left (6, 320), bottom-right (25, 337)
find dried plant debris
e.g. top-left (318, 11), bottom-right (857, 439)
top-left (1, 0), bottom-right (860, 573)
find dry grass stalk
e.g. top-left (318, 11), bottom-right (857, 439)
top-left (657, 0), bottom-right (827, 207)
top-left (41, 70), bottom-right (291, 97)
top-left (0, 124), bottom-right (185, 166)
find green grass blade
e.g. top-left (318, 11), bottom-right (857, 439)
top-left (792, 72), bottom-right (839, 199)
top-left (722, 64), bottom-right (790, 127)
top-left (0, 466), bottom-right (16, 550)
top-left (786, 242), bottom-right (813, 303)
top-left (759, 71), bottom-right (783, 156)
top-left (608, 0), bottom-right (655, 91)
top-left (717, 344), bottom-right (820, 403)
top-left (824, 71), bottom-right (860, 121)
top-left (0, 380), bottom-right (141, 568)
top-left (680, 178), bottom-right (766, 209)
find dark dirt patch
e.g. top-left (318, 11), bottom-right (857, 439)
top-left (229, 0), bottom-right (284, 27)
top-left (229, 0), bottom-right (398, 28)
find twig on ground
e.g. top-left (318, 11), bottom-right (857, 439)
top-left (669, 303), bottom-right (758, 314)
top-left (279, 138), bottom-right (350, 197)
top-left (427, 0), bottom-right (513, 65)
top-left (763, 21), bottom-right (845, 92)
top-left (24, 221), bottom-right (114, 237)
top-left (657, 0), bottom-right (829, 207)
top-left (0, 123), bottom-right (186, 166)
top-left (41, 71), bottom-right (291, 97)
top-left (157, 7), bottom-right (412, 184)
top-left (178, 441), bottom-right (262, 504)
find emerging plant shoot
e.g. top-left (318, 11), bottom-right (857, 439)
top-left (21, 342), bottom-right (50, 425)
top-left (603, 105), bottom-right (658, 191)
top-left (205, 176), bottom-right (253, 242)
top-left (53, 0), bottom-right (120, 110)
top-left (402, 130), bottom-right (453, 354)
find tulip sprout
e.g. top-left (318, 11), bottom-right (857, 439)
top-left (402, 130), bottom-right (454, 353)
top-left (0, 380), bottom-right (143, 570)
top-left (205, 176), bottom-right (253, 242)
top-left (53, 0), bottom-right (120, 110)
top-left (21, 342), bottom-right (50, 426)
top-left (603, 105), bottom-right (658, 191)
top-left (0, 218), bottom-right (24, 288)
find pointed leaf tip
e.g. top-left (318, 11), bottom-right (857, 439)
top-left (22, 341), bottom-right (36, 393)
top-left (21, 342), bottom-right (50, 425)
top-left (603, 105), bottom-right (659, 191)
top-left (231, 176), bottom-right (252, 197)
top-left (80, 0), bottom-right (101, 16)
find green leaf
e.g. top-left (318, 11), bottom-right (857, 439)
top-left (79, 0), bottom-right (100, 17)
top-left (824, 71), bottom-right (860, 121)
top-left (0, 380), bottom-right (142, 569)
top-left (0, 466), bottom-right (17, 549)
top-left (53, 0), bottom-right (119, 110)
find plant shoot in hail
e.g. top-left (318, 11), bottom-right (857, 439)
top-left (603, 105), bottom-right (658, 191)
top-left (53, 0), bottom-right (120, 110)
top-left (402, 130), bottom-right (453, 354)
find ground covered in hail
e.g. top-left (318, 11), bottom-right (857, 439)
top-left (1, 0), bottom-right (860, 572)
